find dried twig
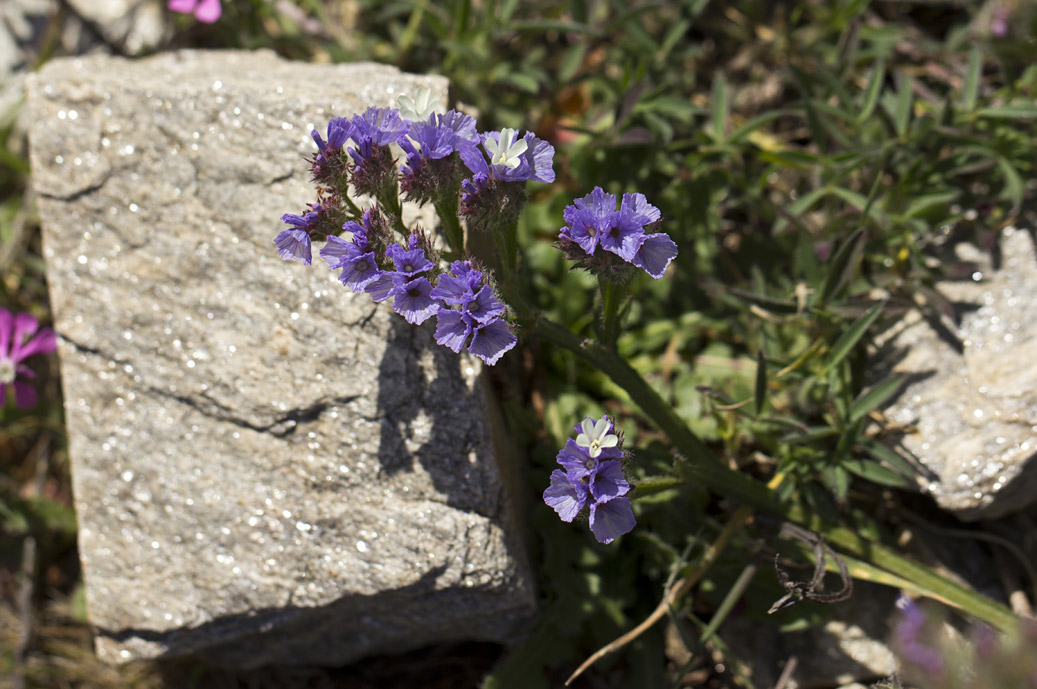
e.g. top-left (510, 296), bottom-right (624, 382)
top-left (565, 505), bottom-right (754, 686)
top-left (14, 434), bottom-right (51, 689)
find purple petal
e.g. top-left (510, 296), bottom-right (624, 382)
top-left (339, 253), bottom-right (382, 292)
top-left (15, 328), bottom-right (56, 360)
top-left (617, 192), bottom-right (661, 229)
top-left (274, 229), bottom-right (312, 265)
top-left (429, 273), bottom-right (477, 305)
top-left (319, 235), bottom-right (358, 269)
top-left (631, 233), bottom-right (678, 279)
top-left (386, 244), bottom-right (433, 277)
top-left (391, 277), bottom-right (439, 325)
top-left (589, 496), bottom-right (636, 544)
top-left (194, 0), bottom-right (221, 22)
top-left (13, 380), bottom-right (37, 409)
top-left (459, 144), bottom-right (490, 178)
top-left (464, 285), bottom-right (505, 325)
top-left (168, 0), bottom-right (197, 12)
top-left (543, 469), bottom-right (588, 522)
top-left (600, 217), bottom-right (644, 262)
top-left (467, 319), bottom-right (517, 366)
top-left (433, 310), bottom-right (472, 353)
top-left (557, 438), bottom-right (596, 478)
top-left (589, 460), bottom-right (631, 501)
top-left (365, 273), bottom-right (397, 303)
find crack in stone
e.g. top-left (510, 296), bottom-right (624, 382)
top-left (61, 334), bottom-right (358, 437)
top-left (37, 174), bottom-right (111, 202)
top-left (152, 387), bottom-right (361, 438)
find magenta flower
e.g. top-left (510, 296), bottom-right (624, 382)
top-left (0, 309), bottom-right (57, 409)
top-left (168, 0), bottom-right (221, 23)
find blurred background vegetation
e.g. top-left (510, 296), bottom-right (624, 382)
top-left (2, 0), bottom-right (1036, 687)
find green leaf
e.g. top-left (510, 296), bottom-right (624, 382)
top-left (728, 110), bottom-right (785, 144)
top-left (823, 302), bottom-right (883, 374)
top-left (558, 43), bottom-right (587, 82)
top-left (996, 157), bottom-right (1024, 212)
top-left (818, 228), bottom-right (867, 305)
top-left (497, 71), bottom-right (540, 94)
top-left (754, 349), bottom-right (767, 416)
top-left (894, 76), bottom-right (913, 137)
top-left (856, 59), bottom-right (885, 124)
top-left (774, 186), bottom-right (829, 234)
top-left (711, 73), bottom-right (728, 143)
top-left (976, 105), bottom-right (1037, 120)
top-left (902, 191), bottom-right (959, 220)
top-left (848, 376), bottom-right (904, 423)
top-left (634, 475), bottom-right (684, 496)
top-left (962, 46), bottom-right (981, 113)
top-left (859, 439), bottom-right (923, 482)
top-left (726, 287), bottom-right (802, 315)
top-left (842, 457), bottom-right (910, 487)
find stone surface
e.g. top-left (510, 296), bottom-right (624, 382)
top-left (872, 228), bottom-right (1037, 520)
top-left (27, 50), bottom-right (534, 667)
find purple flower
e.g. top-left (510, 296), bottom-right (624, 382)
top-left (311, 118), bottom-right (351, 157)
top-left (430, 261), bottom-right (516, 365)
top-left (429, 260), bottom-right (483, 305)
top-left (386, 243), bottom-right (433, 277)
top-left (543, 470), bottom-right (589, 523)
top-left (390, 277), bottom-right (439, 325)
top-left (275, 207), bottom-right (324, 265)
top-left (467, 318), bottom-right (517, 365)
top-left (893, 595), bottom-right (946, 679)
top-left (168, 0), bottom-right (221, 23)
top-left (461, 128), bottom-right (555, 184)
top-left (543, 414), bottom-right (635, 544)
top-left (349, 107), bottom-right (407, 162)
top-left (589, 496), bottom-right (636, 545)
top-left (558, 187), bottom-right (677, 279)
top-left (400, 111), bottom-right (481, 205)
top-left (0, 309), bottom-right (57, 409)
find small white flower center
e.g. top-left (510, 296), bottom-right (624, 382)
top-left (397, 87), bottom-right (437, 122)
top-left (485, 128), bottom-right (527, 170)
top-left (0, 357), bottom-right (15, 384)
top-left (576, 417), bottom-right (619, 459)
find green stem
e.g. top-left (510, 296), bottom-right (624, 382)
top-left (493, 223), bottom-right (518, 280)
top-left (509, 296), bottom-right (1017, 631)
top-left (433, 196), bottom-right (465, 256)
top-left (376, 182), bottom-right (409, 238)
top-left (598, 278), bottom-right (625, 351)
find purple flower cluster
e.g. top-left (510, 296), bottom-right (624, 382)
top-left (431, 261), bottom-right (516, 366)
top-left (274, 90), bottom-right (558, 368)
top-left (0, 308), bottom-right (57, 409)
top-left (893, 595), bottom-right (946, 680)
top-left (557, 187), bottom-right (678, 279)
top-left (543, 415), bottom-right (636, 544)
top-left (317, 212), bottom-right (516, 364)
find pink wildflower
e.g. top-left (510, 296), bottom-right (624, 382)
top-left (168, 0), bottom-right (222, 23)
top-left (0, 308), bottom-right (57, 409)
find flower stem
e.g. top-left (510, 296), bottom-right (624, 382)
top-left (597, 278), bottom-right (625, 351)
top-left (433, 196), bottom-right (465, 256)
top-left (509, 296), bottom-right (1017, 631)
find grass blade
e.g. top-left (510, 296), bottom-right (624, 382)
top-left (823, 302), bottom-right (883, 374)
top-left (818, 228), bottom-right (867, 305)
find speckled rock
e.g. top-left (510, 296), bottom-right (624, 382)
top-left (872, 228), bottom-right (1037, 520)
top-left (27, 50), bottom-right (533, 667)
